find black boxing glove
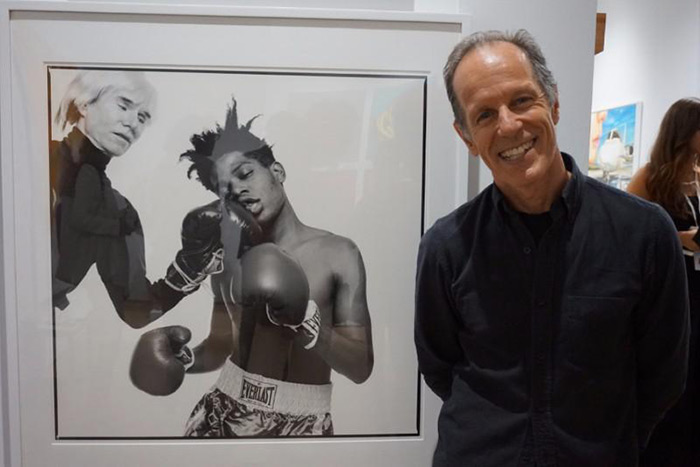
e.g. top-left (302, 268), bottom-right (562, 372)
top-left (130, 325), bottom-right (194, 396)
top-left (164, 202), bottom-right (224, 293)
top-left (222, 197), bottom-right (263, 256)
top-left (240, 243), bottom-right (309, 327)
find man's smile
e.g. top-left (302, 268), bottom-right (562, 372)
top-left (498, 138), bottom-right (536, 161)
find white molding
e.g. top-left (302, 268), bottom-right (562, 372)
top-left (0, 2), bottom-right (22, 467)
top-left (5, 1), bottom-right (468, 24)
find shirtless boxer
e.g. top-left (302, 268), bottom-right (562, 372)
top-left (129, 99), bottom-right (374, 436)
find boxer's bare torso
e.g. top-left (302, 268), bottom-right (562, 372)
top-left (209, 224), bottom-right (371, 385)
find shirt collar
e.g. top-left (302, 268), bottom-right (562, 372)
top-left (490, 151), bottom-right (582, 223)
top-left (66, 127), bottom-right (111, 172)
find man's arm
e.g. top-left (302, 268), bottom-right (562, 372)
top-left (189, 300), bottom-right (233, 373)
top-left (310, 238), bottom-right (373, 384)
top-left (635, 206), bottom-right (690, 448)
top-left (129, 299), bottom-right (232, 395)
top-left (414, 229), bottom-right (463, 401)
top-left (114, 202), bottom-right (224, 328)
top-left (70, 165), bottom-right (122, 235)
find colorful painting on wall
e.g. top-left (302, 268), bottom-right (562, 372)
top-left (588, 102), bottom-right (642, 190)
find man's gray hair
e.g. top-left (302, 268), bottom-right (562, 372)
top-left (444, 29), bottom-right (557, 137)
top-left (54, 70), bottom-right (156, 131)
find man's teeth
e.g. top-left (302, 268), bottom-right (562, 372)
top-left (500, 140), bottom-right (535, 160)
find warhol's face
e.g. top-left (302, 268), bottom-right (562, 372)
top-left (214, 151), bottom-right (286, 225)
top-left (452, 41), bottom-right (561, 195)
top-left (78, 83), bottom-right (153, 157)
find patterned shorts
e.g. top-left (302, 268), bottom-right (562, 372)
top-left (184, 360), bottom-right (333, 437)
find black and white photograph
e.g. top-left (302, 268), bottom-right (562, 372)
top-left (48, 67), bottom-right (425, 439)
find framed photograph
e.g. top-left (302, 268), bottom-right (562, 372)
top-left (587, 102), bottom-right (643, 190)
top-left (0, 3), bottom-right (468, 466)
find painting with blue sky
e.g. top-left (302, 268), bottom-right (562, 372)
top-left (588, 102), bottom-right (642, 190)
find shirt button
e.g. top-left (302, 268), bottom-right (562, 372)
top-left (523, 247), bottom-right (531, 254)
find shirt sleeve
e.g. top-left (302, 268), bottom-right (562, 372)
top-left (69, 165), bottom-right (121, 236)
top-left (635, 206), bottom-right (690, 449)
top-left (414, 227), bottom-right (464, 401)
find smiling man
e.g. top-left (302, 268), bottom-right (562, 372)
top-left (414, 30), bottom-right (690, 466)
top-left (129, 99), bottom-right (374, 437)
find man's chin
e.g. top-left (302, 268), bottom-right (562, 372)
top-left (106, 146), bottom-right (130, 157)
top-left (110, 138), bottom-right (134, 157)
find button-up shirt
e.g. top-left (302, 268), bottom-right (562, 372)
top-left (415, 153), bottom-right (689, 466)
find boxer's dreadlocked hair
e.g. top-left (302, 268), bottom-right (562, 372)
top-left (179, 98), bottom-right (275, 194)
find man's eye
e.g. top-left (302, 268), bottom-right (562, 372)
top-left (513, 96), bottom-right (533, 107)
top-left (238, 170), bottom-right (253, 179)
top-left (475, 111), bottom-right (493, 124)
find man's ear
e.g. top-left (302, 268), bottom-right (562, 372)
top-left (453, 121), bottom-right (478, 156)
top-left (551, 86), bottom-right (560, 125)
top-left (76, 101), bottom-right (89, 118)
top-left (271, 161), bottom-right (286, 184)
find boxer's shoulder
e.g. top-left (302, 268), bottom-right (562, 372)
top-left (294, 229), bottom-right (358, 260)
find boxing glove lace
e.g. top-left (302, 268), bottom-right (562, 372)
top-left (164, 202), bottom-right (224, 293)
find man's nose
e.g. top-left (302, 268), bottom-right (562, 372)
top-left (496, 106), bottom-right (522, 136)
top-left (122, 111), bottom-right (143, 137)
top-left (229, 181), bottom-right (247, 198)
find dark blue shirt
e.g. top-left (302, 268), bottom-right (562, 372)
top-left (415, 153), bottom-right (689, 466)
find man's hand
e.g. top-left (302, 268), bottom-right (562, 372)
top-left (679, 227), bottom-right (699, 252)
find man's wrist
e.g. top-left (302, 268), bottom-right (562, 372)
top-left (175, 345), bottom-right (195, 372)
top-left (299, 301), bottom-right (321, 350)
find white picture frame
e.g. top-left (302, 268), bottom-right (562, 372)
top-left (0, 2), bottom-right (469, 466)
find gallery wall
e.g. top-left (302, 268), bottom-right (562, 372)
top-left (0, 0), bottom-right (596, 465)
top-left (592, 0), bottom-right (700, 166)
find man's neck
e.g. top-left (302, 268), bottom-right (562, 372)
top-left (264, 202), bottom-right (305, 247)
top-left (499, 167), bottom-right (571, 214)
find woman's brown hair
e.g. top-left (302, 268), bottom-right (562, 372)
top-left (646, 98), bottom-right (700, 217)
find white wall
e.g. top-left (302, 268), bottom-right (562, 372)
top-left (592, 0), bottom-right (700, 165)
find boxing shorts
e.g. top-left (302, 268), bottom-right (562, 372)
top-left (184, 359), bottom-right (333, 437)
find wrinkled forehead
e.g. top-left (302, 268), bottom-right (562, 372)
top-left (98, 72), bottom-right (156, 112)
top-left (464, 42), bottom-right (534, 79)
top-left (455, 42), bottom-right (541, 102)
